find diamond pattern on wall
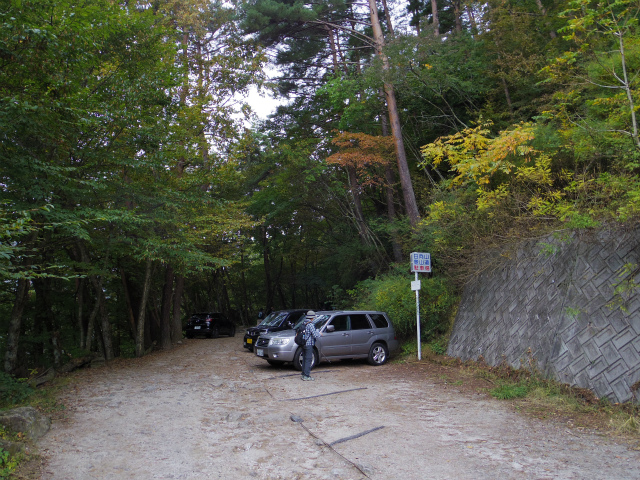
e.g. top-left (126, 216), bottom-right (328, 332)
top-left (448, 224), bottom-right (640, 403)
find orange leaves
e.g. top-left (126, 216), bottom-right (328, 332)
top-left (326, 131), bottom-right (395, 187)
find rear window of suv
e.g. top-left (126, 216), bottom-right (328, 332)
top-left (349, 314), bottom-right (372, 330)
top-left (368, 314), bottom-right (389, 328)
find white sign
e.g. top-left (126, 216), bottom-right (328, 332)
top-left (410, 252), bottom-right (431, 273)
top-left (411, 280), bottom-right (421, 291)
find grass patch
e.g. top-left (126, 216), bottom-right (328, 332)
top-left (490, 382), bottom-right (529, 399)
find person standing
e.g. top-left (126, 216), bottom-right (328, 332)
top-left (301, 310), bottom-right (321, 381)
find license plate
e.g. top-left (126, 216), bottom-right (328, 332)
top-left (247, 338), bottom-right (252, 344)
top-left (194, 326), bottom-right (201, 330)
top-left (256, 349), bottom-right (264, 357)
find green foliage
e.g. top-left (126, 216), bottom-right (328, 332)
top-left (490, 382), bottom-right (530, 400)
top-left (0, 447), bottom-right (18, 479)
top-left (0, 373), bottom-right (34, 407)
top-left (349, 269), bottom-right (457, 341)
top-left (428, 337), bottom-right (448, 355)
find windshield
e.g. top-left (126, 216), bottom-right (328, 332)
top-left (257, 312), bottom-right (275, 326)
top-left (263, 311), bottom-right (288, 327)
top-left (294, 314), bottom-right (330, 330)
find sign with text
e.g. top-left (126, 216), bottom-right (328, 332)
top-left (410, 252), bottom-right (431, 273)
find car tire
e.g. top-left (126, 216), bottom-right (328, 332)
top-left (211, 327), bottom-right (220, 339)
top-left (293, 347), bottom-right (318, 371)
top-left (186, 333), bottom-right (193, 339)
top-left (229, 325), bottom-right (236, 337)
top-left (367, 342), bottom-right (389, 366)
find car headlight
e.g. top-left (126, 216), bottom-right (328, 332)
top-left (269, 337), bottom-right (290, 346)
top-left (246, 330), bottom-right (251, 335)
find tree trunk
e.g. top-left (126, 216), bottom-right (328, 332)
top-left (77, 240), bottom-right (113, 360)
top-left (533, 0), bottom-right (557, 38)
top-left (160, 264), bottom-right (174, 349)
top-left (240, 250), bottom-right (250, 325)
top-left (136, 259), bottom-right (153, 357)
top-left (85, 289), bottom-right (100, 352)
top-left (98, 289), bottom-right (114, 360)
top-left (326, 25), bottom-right (340, 74)
top-left (33, 277), bottom-right (61, 369)
top-left (4, 278), bottom-right (30, 374)
top-left (617, 32), bottom-right (640, 148)
top-left (431, 0), bottom-right (440, 36)
top-left (119, 267), bottom-right (137, 338)
top-left (262, 227), bottom-right (274, 311)
top-left (171, 275), bottom-right (185, 342)
top-left (380, 0), bottom-right (395, 37)
top-left (502, 76), bottom-right (514, 117)
top-left (347, 165), bottom-right (371, 245)
top-left (368, 0), bottom-right (420, 227)
top-left (453, 0), bottom-right (463, 33)
top-left (76, 278), bottom-right (86, 350)
top-left (380, 94), bottom-right (404, 263)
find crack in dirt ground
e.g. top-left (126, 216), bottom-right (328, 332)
top-left (30, 337), bottom-right (640, 479)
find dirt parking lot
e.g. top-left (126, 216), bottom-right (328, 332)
top-left (33, 336), bottom-right (640, 479)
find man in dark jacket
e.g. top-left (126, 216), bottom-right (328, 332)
top-left (301, 310), bottom-right (321, 381)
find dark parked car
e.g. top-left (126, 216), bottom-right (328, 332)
top-left (243, 309), bottom-right (308, 351)
top-left (255, 310), bottom-right (399, 370)
top-left (185, 312), bottom-right (236, 339)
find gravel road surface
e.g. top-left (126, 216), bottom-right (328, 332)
top-left (37, 337), bottom-right (640, 479)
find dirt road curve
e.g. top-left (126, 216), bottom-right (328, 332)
top-left (37, 337), bottom-right (640, 480)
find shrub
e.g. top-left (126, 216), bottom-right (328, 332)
top-left (350, 269), bottom-right (457, 341)
top-left (0, 372), bottom-right (34, 407)
top-left (0, 448), bottom-right (18, 479)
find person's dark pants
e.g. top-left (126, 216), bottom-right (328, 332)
top-left (302, 345), bottom-right (313, 377)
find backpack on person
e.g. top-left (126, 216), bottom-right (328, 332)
top-left (294, 325), bottom-right (306, 346)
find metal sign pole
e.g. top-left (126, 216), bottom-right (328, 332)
top-left (415, 271), bottom-right (421, 361)
top-left (410, 252), bottom-right (430, 362)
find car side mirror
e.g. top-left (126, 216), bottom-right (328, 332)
top-left (326, 325), bottom-right (335, 333)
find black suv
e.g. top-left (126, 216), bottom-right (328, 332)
top-left (185, 312), bottom-right (236, 339)
top-left (243, 309), bottom-right (308, 351)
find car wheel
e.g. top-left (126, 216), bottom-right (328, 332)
top-left (211, 327), bottom-right (220, 339)
top-left (186, 333), bottom-right (193, 339)
top-left (368, 342), bottom-right (389, 366)
top-left (267, 359), bottom-right (284, 367)
top-left (229, 325), bottom-right (236, 337)
top-left (293, 347), bottom-right (318, 371)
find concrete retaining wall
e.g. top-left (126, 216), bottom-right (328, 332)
top-left (447, 224), bottom-right (640, 403)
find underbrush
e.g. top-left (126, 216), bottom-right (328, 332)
top-left (0, 374), bottom-right (65, 479)
top-left (0, 426), bottom-right (22, 479)
top-left (350, 269), bottom-right (458, 343)
top-left (0, 372), bottom-right (34, 408)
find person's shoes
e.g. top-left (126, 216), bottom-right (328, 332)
top-left (307, 376), bottom-right (315, 381)
top-left (301, 375), bottom-right (311, 381)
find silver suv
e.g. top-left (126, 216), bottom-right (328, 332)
top-left (254, 311), bottom-right (399, 370)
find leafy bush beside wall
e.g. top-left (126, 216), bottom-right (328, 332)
top-left (350, 269), bottom-right (457, 341)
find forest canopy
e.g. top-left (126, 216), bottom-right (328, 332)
top-left (1, 0), bottom-right (638, 377)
